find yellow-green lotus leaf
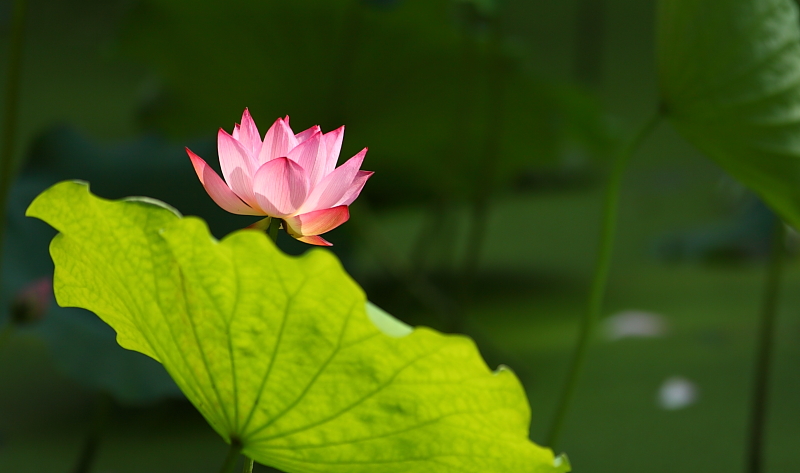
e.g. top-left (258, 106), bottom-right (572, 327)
top-left (27, 181), bottom-right (569, 473)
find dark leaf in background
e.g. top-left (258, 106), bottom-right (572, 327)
top-left (33, 307), bottom-right (183, 406)
top-left (658, 0), bottom-right (800, 229)
top-left (11, 127), bottom-right (226, 406)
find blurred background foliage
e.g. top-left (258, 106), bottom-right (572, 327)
top-left (1, 0), bottom-right (799, 472)
top-left (118, 0), bottom-right (616, 205)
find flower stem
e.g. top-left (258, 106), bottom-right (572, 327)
top-left (745, 219), bottom-right (785, 473)
top-left (242, 457), bottom-right (254, 473)
top-left (0, 0), bottom-right (28, 309)
top-left (544, 111), bottom-right (662, 450)
top-left (267, 218), bottom-right (280, 244)
top-left (218, 439), bottom-right (243, 473)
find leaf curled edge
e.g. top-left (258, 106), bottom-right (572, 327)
top-left (27, 181), bottom-right (569, 473)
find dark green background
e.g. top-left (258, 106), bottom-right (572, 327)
top-left (1, 0), bottom-right (798, 471)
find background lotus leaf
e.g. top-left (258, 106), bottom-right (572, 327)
top-left (658, 0), bottom-right (800, 228)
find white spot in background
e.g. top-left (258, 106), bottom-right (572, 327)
top-left (658, 376), bottom-right (698, 410)
top-left (604, 310), bottom-right (668, 341)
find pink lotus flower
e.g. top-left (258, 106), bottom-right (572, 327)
top-left (187, 109), bottom-right (372, 246)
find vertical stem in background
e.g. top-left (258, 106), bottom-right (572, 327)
top-left (573, 0), bottom-right (606, 87)
top-left (544, 112), bottom-right (661, 450)
top-left (460, 11), bottom-right (507, 305)
top-left (242, 457), bottom-right (254, 473)
top-left (0, 0), bottom-right (28, 305)
top-left (70, 393), bottom-right (113, 473)
top-left (408, 6), bottom-right (482, 289)
top-left (745, 220), bottom-right (785, 473)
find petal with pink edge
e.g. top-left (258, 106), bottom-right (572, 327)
top-left (288, 131), bottom-right (330, 187)
top-left (294, 234), bottom-right (333, 246)
top-left (258, 118), bottom-right (298, 165)
top-left (218, 129), bottom-right (258, 207)
top-left (284, 205), bottom-right (349, 238)
top-left (301, 148), bottom-right (368, 212)
top-left (336, 170), bottom-right (373, 206)
top-left (187, 148), bottom-right (263, 216)
top-left (295, 125), bottom-right (321, 145)
top-left (321, 126), bottom-right (344, 175)
top-left (252, 157), bottom-right (309, 218)
top-left (237, 108), bottom-right (262, 157)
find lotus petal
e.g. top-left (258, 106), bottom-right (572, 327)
top-left (337, 170), bottom-right (373, 207)
top-left (293, 234), bottom-right (333, 246)
top-left (187, 148), bottom-right (263, 216)
top-left (238, 108), bottom-right (262, 157)
top-left (284, 206), bottom-right (350, 240)
top-left (253, 158), bottom-right (309, 217)
top-left (302, 148), bottom-right (368, 212)
top-left (288, 131), bottom-right (330, 187)
top-left (217, 130), bottom-right (258, 208)
top-left (258, 118), bottom-right (298, 165)
top-left (295, 125), bottom-right (321, 145)
top-left (321, 126), bottom-right (345, 175)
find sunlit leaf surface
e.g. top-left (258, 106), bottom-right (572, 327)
top-left (27, 181), bottom-right (569, 473)
top-left (658, 0), bottom-right (800, 228)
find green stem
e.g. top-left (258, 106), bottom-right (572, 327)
top-left (218, 439), bottom-right (243, 473)
top-left (70, 392), bottom-right (113, 473)
top-left (242, 457), bottom-right (254, 473)
top-left (745, 220), bottom-right (785, 473)
top-left (460, 10), bottom-right (506, 303)
top-left (0, 0), bottom-right (28, 282)
top-left (544, 112), bottom-right (662, 450)
top-left (267, 217), bottom-right (280, 244)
